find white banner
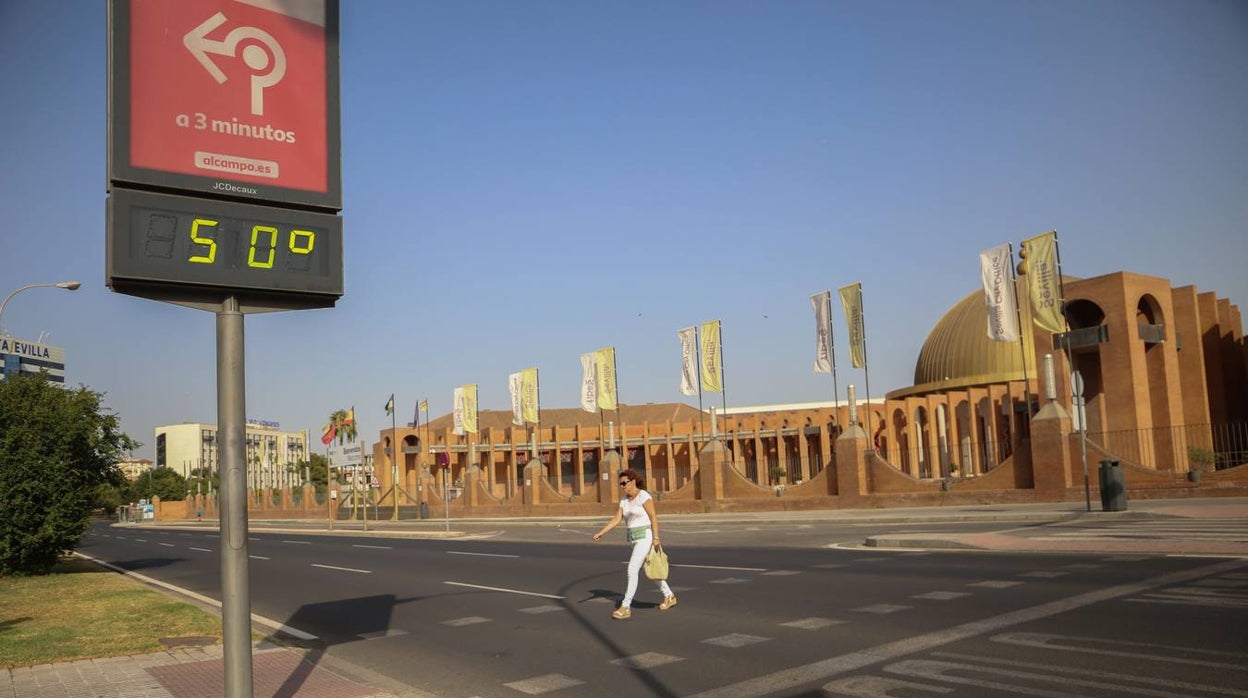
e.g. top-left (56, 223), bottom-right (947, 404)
top-left (452, 386), bottom-right (465, 435)
top-left (678, 326), bottom-right (699, 396)
top-left (508, 371), bottom-right (524, 426)
top-left (979, 243), bottom-right (1019, 342)
top-left (580, 353), bottom-right (598, 413)
top-left (810, 291), bottom-right (833, 373)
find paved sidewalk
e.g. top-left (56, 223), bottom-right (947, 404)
top-left (0, 643), bottom-right (415, 698)
top-left (864, 499), bottom-right (1248, 555)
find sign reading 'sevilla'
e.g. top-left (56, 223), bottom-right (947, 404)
top-left (109, 0), bottom-right (341, 210)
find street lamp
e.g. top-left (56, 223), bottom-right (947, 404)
top-left (0, 281), bottom-right (81, 336)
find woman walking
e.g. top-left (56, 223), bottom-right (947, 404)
top-left (593, 468), bottom-right (677, 619)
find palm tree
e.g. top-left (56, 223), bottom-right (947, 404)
top-left (327, 408), bottom-right (359, 517)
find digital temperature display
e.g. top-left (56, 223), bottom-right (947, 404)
top-left (107, 189), bottom-right (342, 303)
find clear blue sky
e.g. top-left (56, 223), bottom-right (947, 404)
top-left (2, 1), bottom-right (1245, 461)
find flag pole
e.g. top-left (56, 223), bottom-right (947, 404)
top-left (1008, 243), bottom-right (1034, 419)
top-left (859, 291), bottom-right (875, 450)
top-left (718, 321), bottom-right (728, 417)
top-left (1048, 230), bottom-right (1089, 511)
top-left (390, 395), bottom-right (399, 521)
top-left (829, 297), bottom-right (840, 424)
top-left (694, 326), bottom-right (706, 442)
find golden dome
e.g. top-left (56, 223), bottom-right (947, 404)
top-left (887, 281), bottom-right (1036, 400)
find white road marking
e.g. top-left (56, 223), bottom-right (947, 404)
top-left (158, 542), bottom-right (175, 547)
top-left (781, 618), bottom-right (844, 630)
top-left (353, 544), bottom-right (392, 550)
top-left (912, 592), bottom-right (970, 601)
top-left (503, 673), bottom-right (584, 694)
top-left (687, 558), bottom-right (1247, 698)
top-left (678, 563), bottom-right (765, 572)
top-left (282, 540), bottom-right (311, 545)
top-left (611, 653), bottom-right (684, 669)
top-left (311, 563), bottom-right (371, 574)
top-left (135, 538), bottom-right (147, 542)
top-left (443, 616), bottom-right (491, 627)
top-left (189, 547), bottom-right (212, 553)
top-left (249, 555), bottom-right (270, 560)
top-left (709, 577), bottom-right (751, 585)
top-left (1018, 570), bottom-right (1068, 578)
top-left (968, 580), bottom-right (1022, 589)
top-left (444, 581), bottom-right (564, 599)
top-left (448, 551), bottom-right (519, 558)
top-left (519, 605), bottom-right (565, 614)
top-left (72, 552), bottom-right (316, 640)
top-left (930, 649), bottom-right (1248, 695)
top-left (703, 633), bottom-right (770, 648)
top-left (853, 604), bottom-right (911, 614)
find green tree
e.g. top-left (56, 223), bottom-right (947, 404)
top-left (0, 374), bottom-right (137, 575)
top-left (302, 452), bottom-right (333, 494)
top-left (131, 466), bottom-right (189, 502)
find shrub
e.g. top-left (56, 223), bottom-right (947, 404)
top-left (0, 374), bottom-right (136, 575)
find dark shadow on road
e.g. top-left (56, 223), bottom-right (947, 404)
top-left (269, 594), bottom-right (423, 697)
top-left (560, 574), bottom-right (679, 698)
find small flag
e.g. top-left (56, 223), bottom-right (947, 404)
top-left (838, 283), bottom-right (866, 368)
top-left (595, 347), bottom-right (617, 411)
top-left (580, 353), bottom-right (598, 413)
top-left (1022, 231), bottom-right (1065, 333)
top-left (700, 321), bottom-right (722, 393)
top-left (343, 406), bottom-right (355, 425)
top-left (979, 243), bottom-right (1020, 342)
top-left (453, 387), bottom-right (465, 435)
top-left (811, 291), bottom-right (834, 374)
top-left (678, 326), bottom-right (699, 396)
top-left (419, 399), bottom-right (428, 412)
top-left (320, 422), bottom-right (335, 446)
top-left (520, 368), bottom-right (539, 424)
top-left (462, 384), bottom-right (479, 434)
top-left (384, 394), bottom-right (394, 416)
top-left (411, 402), bottom-right (420, 428)
top-left (509, 371), bottom-right (525, 426)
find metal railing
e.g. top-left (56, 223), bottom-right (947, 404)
top-left (1083, 422), bottom-right (1247, 471)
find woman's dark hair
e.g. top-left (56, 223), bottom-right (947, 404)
top-left (619, 468), bottom-right (646, 490)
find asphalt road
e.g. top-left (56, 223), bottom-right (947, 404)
top-left (81, 519), bottom-right (1248, 697)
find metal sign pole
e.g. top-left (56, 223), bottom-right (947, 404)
top-left (217, 297), bottom-right (253, 698)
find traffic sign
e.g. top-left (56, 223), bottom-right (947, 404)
top-left (109, 0), bottom-right (341, 210)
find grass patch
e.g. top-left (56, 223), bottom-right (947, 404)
top-left (0, 557), bottom-right (223, 668)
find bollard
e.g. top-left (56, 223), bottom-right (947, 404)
top-left (1098, 459), bottom-right (1127, 512)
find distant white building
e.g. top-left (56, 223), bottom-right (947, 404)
top-left (116, 456), bottom-right (153, 481)
top-left (155, 421), bottom-right (309, 490)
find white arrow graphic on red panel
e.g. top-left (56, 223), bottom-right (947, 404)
top-left (183, 12), bottom-right (287, 116)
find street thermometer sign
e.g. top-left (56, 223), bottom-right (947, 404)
top-left (108, 0), bottom-right (342, 309)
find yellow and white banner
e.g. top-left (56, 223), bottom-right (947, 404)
top-left (838, 283), bottom-right (866, 369)
top-left (452, 386), bottom-right (465, 435)
top-left (508, 371), bottom-right (525, 426)
top-left (461, 384), bottom-right (479, 434)
top-left (580, 353), bottom-right (598, 413)
top-left (595, 347), bottom-right (618, 411)
top-left (520, 368), bottom-right (539, 424)
top-left (1022, 231), bottom-right (1065, 333)
top-left (700, 320), bottom-right (723, 393)
top-left (678, 326), bottom-right (699, 396)
top-left (979, 243), bottom-right (1020, 342)
top-left (810, 291), bottom-right (834, 373)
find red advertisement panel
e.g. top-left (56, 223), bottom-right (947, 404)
top-left (127, 0), bottom-right (328, 195)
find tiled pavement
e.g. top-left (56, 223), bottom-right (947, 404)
top-left (0, 643), bottom-right (405, 698)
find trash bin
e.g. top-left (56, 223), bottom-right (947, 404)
top-left (419, 501), bottom-right (430, 520)
top-left (1098, 459), bottom-right (1127, 512)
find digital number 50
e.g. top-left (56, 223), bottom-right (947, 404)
top-left (188, 218), bottom-right (316, 268)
